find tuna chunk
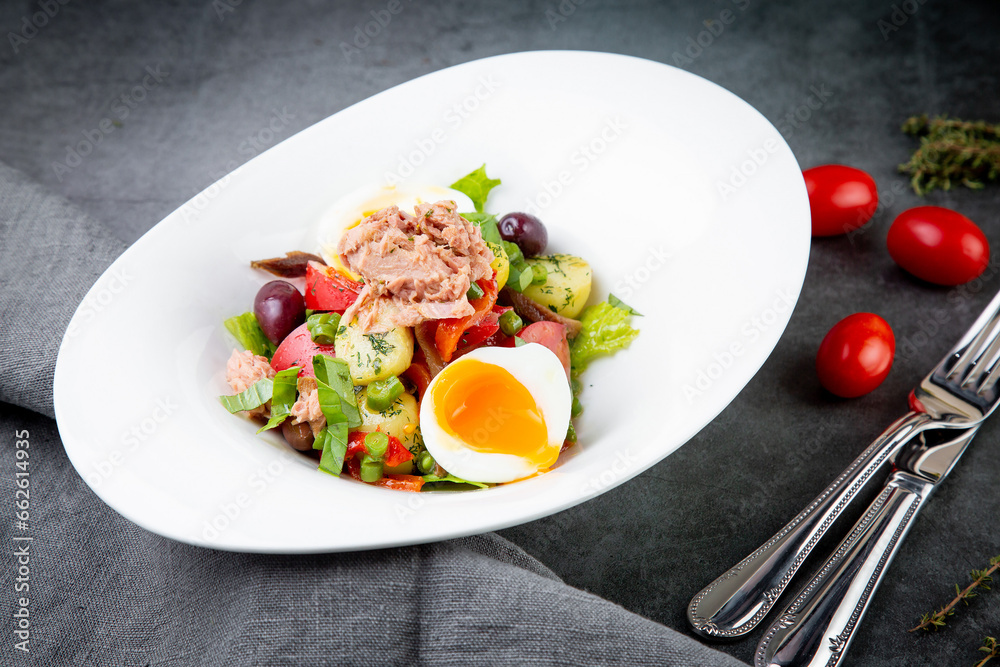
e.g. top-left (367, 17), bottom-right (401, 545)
top-left (338, 200), bottom-right (494, 332)
top-left (225, 349), bottom-right (276, 418)
top-left (289, 376), bottom-right (326, 436)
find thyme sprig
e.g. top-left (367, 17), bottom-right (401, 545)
top-left (976, 637), bottom-right (1000, 667)
top-left (899, 114), bottom-right (1000, 195)
top-left (911, 555), bottom-right (1000, 632)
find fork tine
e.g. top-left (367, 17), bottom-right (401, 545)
top-left (976, 360), bottom-right (1000, 394)
top-left (948, 309), bottom-right (1000, 384)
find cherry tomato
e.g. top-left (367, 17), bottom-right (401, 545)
top-left (816, 313), bottom-right (895, 398)
top-left (271, 323), bottom-right (335, 377)
top-left (803, 165), bottom-right (879, 237)
top-left (304, 261), bottom-right (362, 312)
top-left (886, 206), bottom-right (989, 286)
top-left (511, 321), bottom-right (571, 380)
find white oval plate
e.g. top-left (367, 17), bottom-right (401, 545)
top-left (54, 51), bottom-right (809, 553)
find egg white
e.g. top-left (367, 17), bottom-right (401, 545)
top-left (316, 185), bottom-right (475, 280)
top-left (419, 344), bottom-right (572, 484)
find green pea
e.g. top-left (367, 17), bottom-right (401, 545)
top-left (499, 310), bottom-right (523, 336)
top-left (366, 376), bottom-right (405, 412)
top-left (466, 281), bottom-right (485, 300)
top-left (417, 450), bottom-right (436, 474)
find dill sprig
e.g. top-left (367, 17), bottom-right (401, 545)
top-left (911, 555), bottom-right (1000, 632)
top-left (899, 114), bottom-right (1000, 195)
top-left (976, 637), bottom-right (999, 667)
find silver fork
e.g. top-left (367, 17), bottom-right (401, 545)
top-left (756, 425), bottom-right (980, 666)
top-left (688, 288), bottom-right (1000, 640)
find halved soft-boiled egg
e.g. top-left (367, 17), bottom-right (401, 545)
top-left (420, 344), bottom-right (572, 484)
top-left (317, 185), bottom-right (475, 281)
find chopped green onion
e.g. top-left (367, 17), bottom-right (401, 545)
top-left (366, 376), bottom-right (405, 412)
top-left (363, 431), bottom-right (389, 459)
top-left (502, 240), bottom-right (523, 265)
top-left (466, 281), bottom-right (485, 300)
top-left (359, 432), bottom-right (390, 482)
top-left (219, 378), bottom-right (273, 414)
top-left (513, 336), bottom-right (528, 348)
top-left (224, 312), bottom-right (276, 359)
top-left (499, 310), bottom-right (523, 336)
top-left (307, 312), bottom-right (341, 345)
top-left (530, 263), bottom-right (547, 285)
top-left (256, 367), bottom-right (302, 433)
top-left (359, 458), bottom-right (383, 482)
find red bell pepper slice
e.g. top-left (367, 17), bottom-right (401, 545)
top-left (452, 305), bottom-right (512, 358)
top-left (375, 475), bottom-right (424, 492)
top-left (345, 431), bottom-right (413, 468)
top-left (304, 261), bottom-right (363, 312)
top-left (434, 278), bottom-right (498, 363)
top-left (402, 360), bottom-right (432, 400)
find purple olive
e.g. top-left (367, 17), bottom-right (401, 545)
top-left (254, 280), bottom-right (305, 345)
top-left (281, 419), bottom-right (315, 452)
top-left (498, 212), bottom-right (548, 257)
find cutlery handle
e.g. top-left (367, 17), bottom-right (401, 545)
top-left (687, 410), bottom-right (932, 638)
top-left (755, 473), bottom-right (931, 667)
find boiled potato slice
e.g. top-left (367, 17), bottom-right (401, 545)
top-left (523, 254), bottom-right (592, 318)
top-left (355, 387), bottom-right (420, 474)
top-left (486, 241), bottom-right (509, 291)
top-left (335, 322), bottom-right (413, 385)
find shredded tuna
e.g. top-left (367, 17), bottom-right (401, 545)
top-left (225, 349), bottom-right (276, 418)
top-left (289, 376), bottom-right (326, 436)
top-left (338, 201), bottom-right (494, 332)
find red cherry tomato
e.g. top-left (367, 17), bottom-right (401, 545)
top-left (513, 321), bottom-right (571, 380)
top-left (271, 323), bottom-right (335, 377)
top-left (816, 313), bottom-right (895, 398)
top-left (304, 261), bottom-right (362, 312)
top-left (886, 206), bottom-right (989, 286)
top-left (803, 165), bottom-right (879, 237)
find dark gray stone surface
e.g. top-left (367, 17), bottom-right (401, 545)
top-left (2, 1), bottom-right (998, 665)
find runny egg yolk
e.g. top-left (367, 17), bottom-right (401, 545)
top-left (431, 359), bottom-right (557, 469)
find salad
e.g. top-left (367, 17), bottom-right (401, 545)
top-left (220, 166), bottom-right (640, 492)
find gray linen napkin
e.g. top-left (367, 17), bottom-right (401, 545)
top-left (0, 160), bottom-right (747, 666)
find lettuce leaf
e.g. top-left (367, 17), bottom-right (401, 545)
top-left (312, 354), bottom-right (361, 476)
top-left (450, 165), bottom-right (500, 213)
top-left (315, 423), bottom-right (350, 477)
top-left (219, 378), bottom-right (273, 414)
top-left (420, 474), bottom-right (491, 489)
top-left (608, 293), bottom-right (643, 317)
top-left (256, 366), bottom-right (301, 433)
top-left (570, 300), bottom-right (640, 375)
top-left (461, 211), bottom-right (502, 244)
top-left (224, 312), bottom-right (276, 359)
top-left (313, 354), bottom-right (362, 428)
